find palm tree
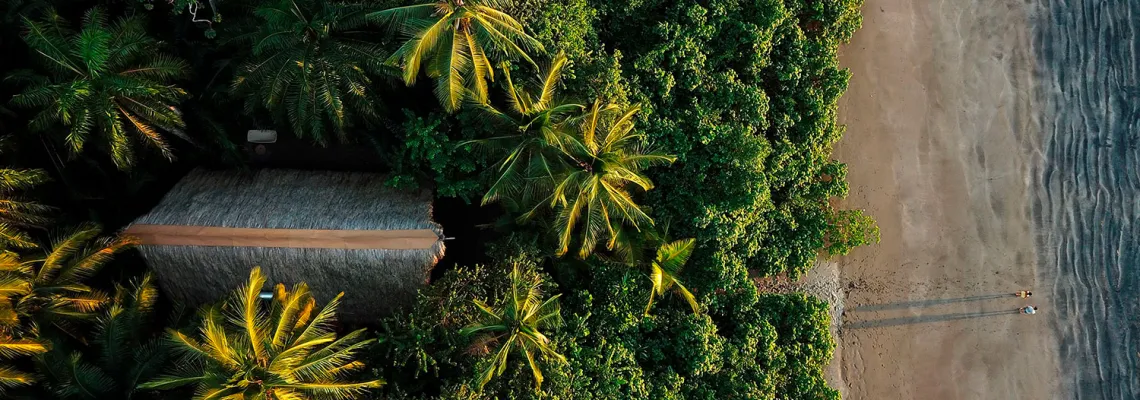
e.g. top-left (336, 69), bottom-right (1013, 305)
top-left (0, 224), bottom-right (136, 339)
top-left (469, 52), bottom-right (584, 208)
top-left (139, 267), bottom-right (384, 399)
top-left (232, 0), bottom-right (389, 145)
top-left (0, 252), bottom-right (48, 394)
top-left (0, 167), bottom-right (51, 248)
top-left (0, 225), bottom-right (133, 393)
top-left (460, 262), bottom-right (564, 390)
top-left (541, 101), bottom-right (675, 258)
top-left (34, 274), bottom-right (170, 400)
top-left (643, 238), bottom-right (700, 315)
top-left (10, 7), bottom-right (189, 170)
top-left (370, 0), bottom-right (544, 112)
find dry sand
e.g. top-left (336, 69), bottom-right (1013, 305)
top-left (831, 0), bottom-right (1063, 398)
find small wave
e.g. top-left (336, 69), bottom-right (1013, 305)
top-left (1031, 0), bottom-right (1140, 397)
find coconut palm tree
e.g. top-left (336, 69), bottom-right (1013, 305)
top-left (34, 273), bottom-right (170, 400)
top-left (0, 224), bottom-right (136, 338)
top-left (10, 7), bottom-right (189, 170)
top-left (232, 0), bottom-right (389, 145)
top-left (370, 0), bottom-right (544, 112)
top-left (608, 227), bottom-right (701, 316)
top-left (0, 225), bottom-right (133, 393)
top-left (643, 238), bottom-right (699, 315)
top-left (469, 52), bottom-right (584, 208)
top-left (539, 101), bottom-right (675, 258)
top-left (460, 262), bottom-right (564, 390)
top-left (0, 167), bottom-right (51, 249)
top-left (139, 267), bottom-right (384, 399)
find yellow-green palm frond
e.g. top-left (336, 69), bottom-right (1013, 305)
top-left (290, 292), bottom-right (343, 349)
top-left (36, 223), bottom-right (101, 285)
top-left (199, 307), bottom-right (241, 370)
top-left (141, 269), bottom-right (382, 398)
top-left (432, 27), bottom-right (471, 112)
top-left (55, 233), bottom-right (137, 286)
top-left (0, 365), bottom-right (37, 391)
top-left (0, 225), bottom-right (128, 340)
top-left (227, 267), bottom-right (269, 364)
top-left (0, 337), bottom-right (48, 359)
top-left (533, 102), bottom-right (676, 258)
top-left (535, 52), bottom-right (569, 111)
top-left (55, 290), bottom-right (111, 313)
top-left (167, 329), bottom-right (209, 360)
top-left (0, 224), bottom-right (38, 250)
top-left (373, 0), bottom-right (541, 112)
top-left (275, 380), bottom-right (385, 399)
top-left (0, 252), bottom-right (24, 274)
top-left (271, 282), bottom-right (311, 350)
top-left (0, 275), bottom-right (31, 299)
top-left (289, 330), bottom-right (374, 382)
top-left (463, 262), bottom-right (563, 390)
top-left (644, 238), bottom-right (700, 315)
top-left (267, 332), bottom-right (334, 375)
top-left (0, 168), bottom-right (50, 194)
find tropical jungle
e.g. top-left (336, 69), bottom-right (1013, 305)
top-left (0, 0), bottom-right (875, 398)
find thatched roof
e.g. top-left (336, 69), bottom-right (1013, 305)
top-left (126, 168), bottom-right (444, 319)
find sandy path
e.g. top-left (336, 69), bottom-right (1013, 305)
top-left (832, 0), bottom-right (1062, 398)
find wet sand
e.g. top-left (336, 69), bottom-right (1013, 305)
top-left (832, 0), bottom-right (1062, 398)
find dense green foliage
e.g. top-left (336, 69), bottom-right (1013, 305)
top-left (377, 246), bottom-right (840, 399)
top-left (0, 0), bottom-right (874, 398)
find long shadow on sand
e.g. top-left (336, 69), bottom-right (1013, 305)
top-left (849, 294), bottom-right (1010, 312)
top-left (844, 309), bottom-right (1022, 329)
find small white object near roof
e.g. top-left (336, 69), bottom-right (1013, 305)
top-left (247, 129), bottom-right (278, 143)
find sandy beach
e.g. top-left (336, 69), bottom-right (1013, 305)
top-left (832, 0), bottom-right (1063, 398)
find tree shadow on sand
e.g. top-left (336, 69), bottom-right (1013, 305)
top-left (844, 309), bottom-right (1023, 329)
top-left (849, 294), bottom-right (1010, 312)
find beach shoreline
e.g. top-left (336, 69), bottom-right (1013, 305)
top-left (831, 0), bottom-right (1063, 398)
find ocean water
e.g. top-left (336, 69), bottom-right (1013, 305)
top-left (1032, 0), bottom-right (1140, 397)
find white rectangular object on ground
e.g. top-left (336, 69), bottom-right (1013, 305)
top-left (247, 129), bottom-right (278, 143)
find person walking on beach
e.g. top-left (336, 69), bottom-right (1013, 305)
top-left (1015, 290), bottom-right (1032, 298)
top-left (1021, 306), bottom-right (1038, 315)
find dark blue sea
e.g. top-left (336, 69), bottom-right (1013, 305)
top-left (1032, 0), bottom-right (1140, 397)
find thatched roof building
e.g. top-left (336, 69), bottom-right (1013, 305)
top-left (125, 168), bottom-right (444, 319)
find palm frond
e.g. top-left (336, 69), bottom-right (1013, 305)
top-left (142, 268), bottom-right (381, 398)
top-left (36, 224), bottom-right (100, 285)
top-left (0, 338), bottom-right (48, 359)
top-left (464, 262), bottom-right (563, 390)
top-left (0, 365), bottom-right (37, 390)
top-left (230, 267), bottom-right (268, 363)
